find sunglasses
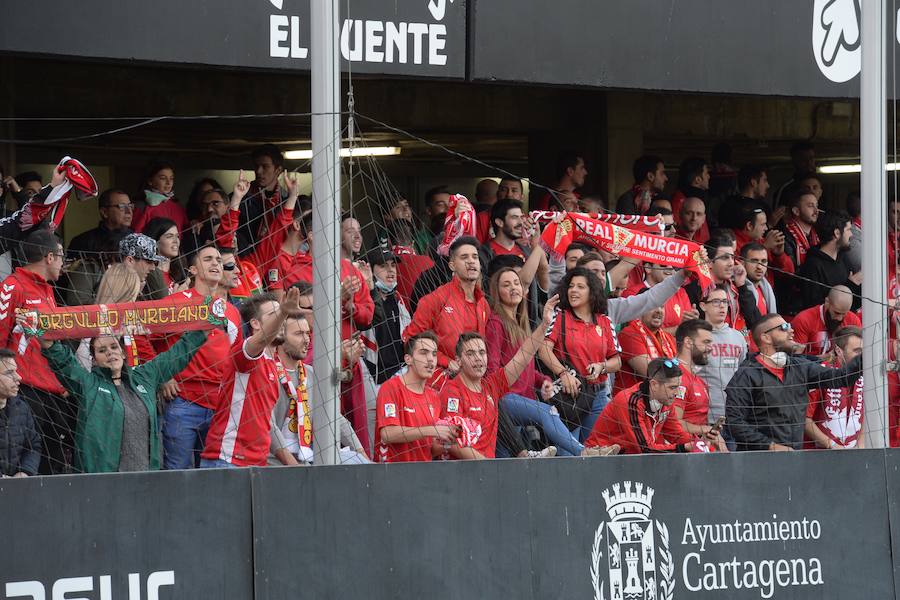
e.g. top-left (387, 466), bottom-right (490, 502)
top-left (764, 322), bottom-right (792, 334)
top-left (223, 262), bottom-right (237, 271)
top-left (662, 358), bottom-right (680, 368)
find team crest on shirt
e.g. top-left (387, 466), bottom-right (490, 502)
top-left (676, 386), bottom-right (686, 401)
top-left (267, 269), bottom-right (279, 282)
top-left (674, 304), bottom-right (681, 318)
top-left (487, 394), bottom-right (495, 406)
top-left (444, 306), bottom-right (454, 314)
top-left (447, 397), bottom-right (460, 413)
top-left (135, 384), bottom-right (148, 394)
top-left (384, 403), bottom-right (396, 418)
top-left (211, 298), bottom-right (227, 319)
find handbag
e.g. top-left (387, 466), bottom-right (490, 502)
top-left (547, 311), bottom-right (600, 429)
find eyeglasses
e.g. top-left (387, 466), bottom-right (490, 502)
top-left (203, 200), bottom-right (225, 208)
top-left (662, 358), bottom-right (680, 368)
top-left (702, 298), bottom-right (728, 306)
top-left (105, 203), bottom-right (134, 211)
top-left (222, 262), bottom-right (237, 271)
top-left (664, 224), bottom-right (676, 231)
top-left (764, 322), bottom-right (792, 334)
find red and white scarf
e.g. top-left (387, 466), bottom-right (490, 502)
top-left (632, 320), bottom-right (676, 359)
top-left (786, 219), bottom-right (819, 266)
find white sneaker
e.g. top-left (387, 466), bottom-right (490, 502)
top-left (526, 446), bottom-right (558, 458)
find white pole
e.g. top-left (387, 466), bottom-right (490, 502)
top-left (310, 0), bottom-right (342, 465)
top-left (861, 0), bottom-right (889, 448)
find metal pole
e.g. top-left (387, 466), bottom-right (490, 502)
top-left (861, 0), bottom-right (889, 448)
top-left (310, 0), bottom-right (342, 465)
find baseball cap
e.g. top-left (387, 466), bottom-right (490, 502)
top-left (119, 233), bottom-right (165, 263)
top-left (364, 245), bottom-right (400, 266)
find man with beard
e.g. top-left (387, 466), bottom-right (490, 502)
top-left (404, 236), bottom-right (490, 389)
top-left (735, 243), bottom-right (777, 334)
top-left (804, 326), bottom-right (865, 449)
top-left (672, 319), bottom-right (726, 451)
top-left (478, 199), bottom-right (549, 324)
top-left (791, 285), bottom-right (860, 357)
top-left (797, 212), bottom-right (855, 310)
top-left (725, 313), bottom-right (862, 451)
top-left (268, 315), bottom-right (369, 466)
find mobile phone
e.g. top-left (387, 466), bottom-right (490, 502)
top-left (709, 416), bottom-right (726, 436)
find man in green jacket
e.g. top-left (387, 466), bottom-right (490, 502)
top-left (40, 329), bottom-right (208, 473)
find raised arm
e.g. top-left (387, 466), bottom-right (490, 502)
top-left (607, 270), bottom-right (687, 325)
top-left (503, 295), bottom-right (559, 386)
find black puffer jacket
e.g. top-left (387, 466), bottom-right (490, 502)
top-left (0, 395), bottom-right (41, 476)
top-left (725, 353), bottom-right (862, 451)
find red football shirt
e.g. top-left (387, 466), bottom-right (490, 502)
top-left (488, 239), bottom-right (527, 258)
top-left (202, 339), bottom-right (280, 466)
top-left (546, 311), bottom-right (620, 384)
top-left (440, 370), bottom-right (509, 458)
top-left (806, 362), bottom-right (864, 448)
top-left (375, 376), bottom-right (441, 463)
top-left (677, 364), bottom-right (710, 426)
top-left (791, 304), bottom-right (862, 356)
top-left (153, 289), bottom-right (243, 409)
top-left (616, 321), bottom-right (677, 393)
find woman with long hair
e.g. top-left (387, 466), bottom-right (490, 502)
top-left (132, 160), bottom-right (187, 235)
top-left (538, 266), bottom-right (622, 442)
top-left (143, 217), bottom-right (188, 296)
top-left (75, 264), bottom-right (147, 369)
top-left (39, 329), bottom-right (208, 473)
top-left (486, 267), bottom-right (610, 456)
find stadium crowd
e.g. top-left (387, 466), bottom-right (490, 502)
top-left (0, 140), bottom-right (893, 476)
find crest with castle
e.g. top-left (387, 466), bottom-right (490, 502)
top-left (602, 481), bottom-right (655, 523)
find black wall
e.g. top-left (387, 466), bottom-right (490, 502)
top-left (2, 450), bottom-right (898, 599)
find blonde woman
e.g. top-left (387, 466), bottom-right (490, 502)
top-left (75, 264), bottom-right (144, 369)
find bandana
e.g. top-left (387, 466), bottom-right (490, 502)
top-left (631, 320), bottom-right (676, 359)
top-left (541, 213), bottom-right (712, 288)
top-left (437, 194), bottom-right (476, 257)
top-left (144, 189), bottom-right (174, 207)
top-left (278, 356), bottom-right (312, 449)
top-left (529, 211), bottom-right (663, 233)
top-left (17, 295), bottom-right (226, 340)
top-left (786, 218), bottom-right (819, 266)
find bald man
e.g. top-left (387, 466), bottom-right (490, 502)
top-left (676, 196), bottom-right (708, 242)
top-left (790, 285), bottom-right (861, 356)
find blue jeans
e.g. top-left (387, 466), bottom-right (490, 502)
top-left (572, 382), bottom-right (611, 444)
top-left (199, 458), bottom-right (239, 469)
top-left (163, 397), bottom-right (213, 470)
top-left (500, 393), bottom-right (584, 456)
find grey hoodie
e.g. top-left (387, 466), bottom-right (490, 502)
top-left (697, 322), bottom-right (747, 420)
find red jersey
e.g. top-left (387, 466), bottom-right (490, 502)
top-left (395, 252), bottom-right (434, 309)
top-left (375, 375), bottom-right (440, 463)
top-left (202, 339), bottom-right (280, 466)
top-left (733, 229), bottom-right (795, 286)
top-left (153, 289), bottom-right (243, 409)
top-left (616, 321), bottom-right (676, 393)
top-left (475, 210), bottom-right (491, 243)
top-left (220, 207), bottom-right (295, 287)
top-left (622, 281), bottom-right (693, 330)
top-left (586, 382), bottom-right (693, 454)
top-left (488, 239), bottom-right (527, 258)
top-left (283, 254), bottom-right (375, 339)
top-left (547, 310), bottom-right (620, 384)
top-left (677, 364), bottom-right (710, 426)
top-left (806, 362), bottom-right (864, 447)
top-left (132, 198), bottom-right (188, 236)
top-left (0, 268), bottom-right (65, 394)
top-left (792, 304), bottom-right (862, 356)
top-left (403, 278), bottom-right (490, 370)
top-left (440, 370), bottom-right (508, 459)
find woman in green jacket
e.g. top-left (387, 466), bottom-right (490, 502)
top-left (40, 329), bottom-right (208, 473)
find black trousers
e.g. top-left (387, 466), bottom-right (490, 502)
top-left (19, 384), bottom-right (77, 474)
